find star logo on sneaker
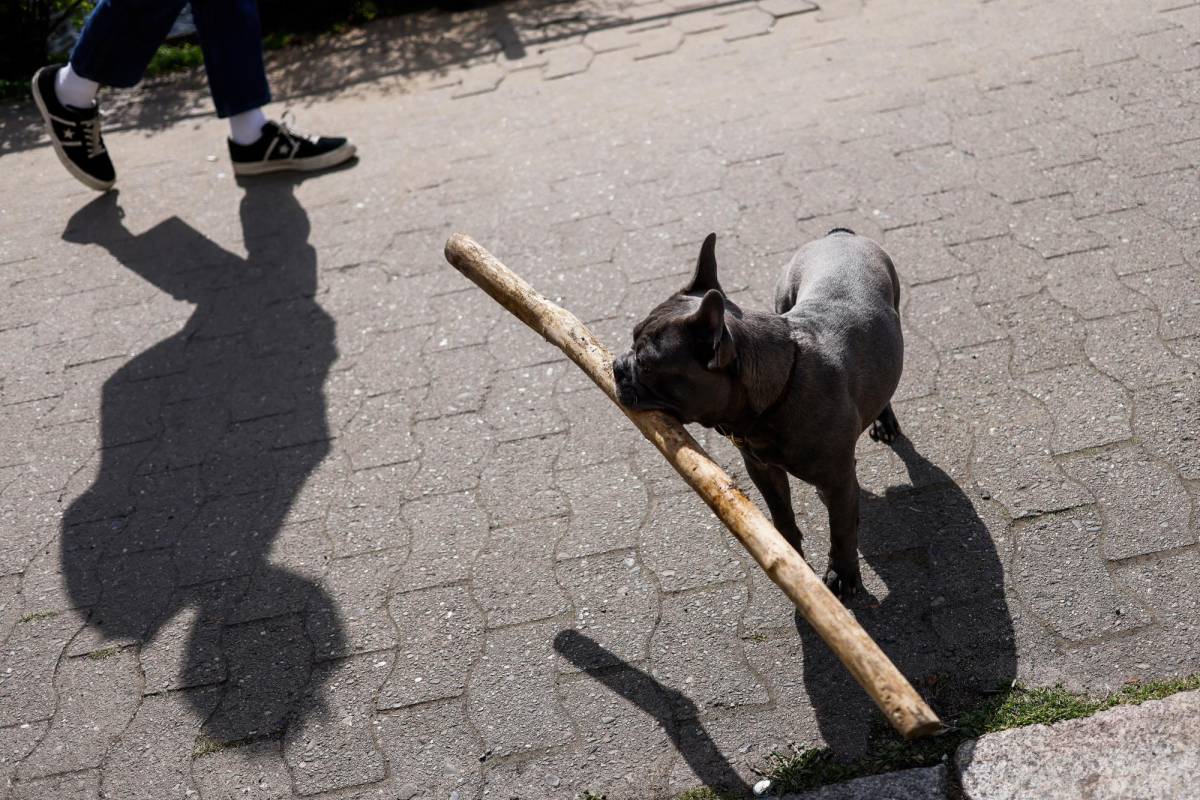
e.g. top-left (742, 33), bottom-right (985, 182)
top-left (62, 128), bottom-right (75, 139)
top-left (278, 142), bottom-right (289, 155)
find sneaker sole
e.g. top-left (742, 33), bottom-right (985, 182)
top-left (232, 142), bottom-right (357, 176)
top-left (30, 69), bottom-right (115, 192)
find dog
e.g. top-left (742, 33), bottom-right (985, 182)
top-left (613, 230), bottom-right (903, 599)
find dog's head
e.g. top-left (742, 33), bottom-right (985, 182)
top-left (613, 233), bottom-right (742, 425)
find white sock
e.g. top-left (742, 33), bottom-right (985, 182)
top-left (229, 108), bottom-right (268, 146)
top-left (55, 63), bottom-right (99, 110)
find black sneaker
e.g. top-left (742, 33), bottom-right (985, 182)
top-left (228, 118), bottom-right (356, 176)
top-left (31, 65), bottom-right (115, 191)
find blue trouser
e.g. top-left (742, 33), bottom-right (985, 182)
top-left (70, 0), bottom-right (270, 118)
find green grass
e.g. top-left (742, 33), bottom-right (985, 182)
top-left (765, 674), bottom-right (1200, 793)
top-left (86, 646), bottom-right (122, 660)
top-left (18, 610), bottom-right (59, 624)
top-left (144, 43), bottom-right (205, 78)
top-left (192, 732), bottom-right (273, 758)
top-left (676, 789), bottom-right (739, 800)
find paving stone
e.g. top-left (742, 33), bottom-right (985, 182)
top-left (12, 769), bottom-right (100, 800)
top-left (417, 344), bottom-right (494, 420)
top-left (202, 614), bottom-right (312, 743)
top-left (470, 621), bottom-right (574, 758)
top-left (556, 461), bottom-right (648, 558)
top-left (409, 413), bottom-right (494, 497)
top-left (139, 579), bottom-right (247, 694)
top-left (1086, 311), bottom-right (1196, 390)
top-left (957, 690), bottom-right (1200, 800)
top-left (1013, 507), bottom-right (1152, 642)
top-left (308, 550), bottom-right (402, 658)
top-left (192, 740), bottom-right (294, 800)
top-left (1121, 264), bottom-right (1200, 340)
top-left (856, 399), bottom-right (972, 495)
top-left (906, 276), bottom-right (1005, 353)
top-left (542, 43), bottom-right (594, 80)
top-left (19, 646), bottom-right (142, 779)
top-left (1020, 364), bottom-right (1131, 454)
top-left (0, 611), bottom-right (84, 727)
top-left (883, 226), bottom-right (973, 286)
top-left (555, 550), bottom-right (658, 671)
top-left (1082, 207), bottom-right (1188, 275)
top-left (377, 699), bottom-right (482, 800)
top-left (980, 292), bottom-right (1086, 375)
top-left (481, 362), bottom-right (569, 442)
top-left (1133, 380), bottom-right (1200, 481)
top-left (343, 389), bottom-right (423, 471)
top-left (640, 492), bottom-right (745, 592)
top-left (478, 435), bottom-right (568, 526)
top-left (1044, 250), bottom-right (1150, 321)
top-left (556, 662), bottom-right (676, 795)
top-left (1062, 445), bottom-right (1194, 560)
top-left (969, 389), bottom-right (1092, 517)
top-left (397, 491), bottom-right (488, 591)
top-left (650, 583), bottom-right (767, 716)
top-left (553, 389), bottom-right (643, 470)
top-left (284, 653), bottom-right (391, 795)
top-left (0, 720), bottom-right (44, 800)
top-left (381, 584), bottom-right (483, 709)
top-left (473, 517), bottom-right (571, 626)
top-left (103, 687), bottom-right (220, 800)
top-left (784, 765), bottom-right (948, 800)
top-left (948, 236), bottom-right (1046, 304)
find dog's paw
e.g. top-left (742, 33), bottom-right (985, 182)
top-left (869, 405), bottom-right (901, 444)
top-left (823, 566), bottom-right (862, 602)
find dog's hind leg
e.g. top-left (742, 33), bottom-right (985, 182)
top-left (742, 454), bottom-right (805, 559)
top-left (869, 403), bottom-right (901, 443)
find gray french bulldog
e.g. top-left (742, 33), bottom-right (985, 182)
top-left (613, 229), bottom-right (903, 599)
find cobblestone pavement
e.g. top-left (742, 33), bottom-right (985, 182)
top-left (2, 0), bottom-right (1199, 798)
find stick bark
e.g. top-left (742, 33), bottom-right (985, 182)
top-left (443, 233), bottom-right (943, 739)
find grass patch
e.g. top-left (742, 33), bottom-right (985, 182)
top-left (18, 610), bottom-right (59, 624)
top-left (192, 732), bottom-right (272, 758)
top-left (676, 789), bottom-right (739, 800)
top-left (765, 674), bottom-right (1200, 793)
top-left (144, 43), bottom-right (205, 78)
top-left (86, 646), bottom-right (122, 660)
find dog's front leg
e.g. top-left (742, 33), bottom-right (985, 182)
top-left (818, 474), bottom-right (862, 600)
top-left (741, 453), bottom-right (805, 559)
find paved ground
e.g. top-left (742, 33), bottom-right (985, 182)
top-left (1, 0), bottom-right (1199, 798)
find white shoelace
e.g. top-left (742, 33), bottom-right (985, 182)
top-left (80, 112), bottom-right (106, 158)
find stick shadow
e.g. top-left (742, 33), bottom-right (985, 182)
top-left (60, 173), bottom-right (348, 742)
top-left (797, 435), bottom-right (1017, 754)
top-left (554, 629), bottom-right (752, 797)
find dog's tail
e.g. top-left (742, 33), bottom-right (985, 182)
top-left (827, 227), bottom-right (855, 236)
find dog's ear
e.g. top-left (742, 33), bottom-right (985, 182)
top-left (691, 289), bottom-right (735, 370)
top-left (684, 233), bottom-right (722, 294)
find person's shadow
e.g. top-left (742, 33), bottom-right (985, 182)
top-left (798, 436), bottom-right (1016, 755)
top-left (60, 174), bottom-right (348, 743)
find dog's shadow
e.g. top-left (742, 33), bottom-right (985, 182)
top-left (60, 175), bottom-right (348, 743)
top-left (798, 436), bottom-right (1016, 754)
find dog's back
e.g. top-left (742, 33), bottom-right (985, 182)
top-left (774, 228), bottom-right (903, 428)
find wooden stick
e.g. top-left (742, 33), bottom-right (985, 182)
top-left (444, 233), bottom-right (943, 739)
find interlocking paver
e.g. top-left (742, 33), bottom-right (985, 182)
top-left (651, 583), bottom-right (767, 716)
top-left (470, 620), bottom-right (574, 759)
top-left (284, 653), bottom-right (392, 795)
top-left (1062, 445), bottom-right (1195, 560)
top-left (1013, 508), bottom-right (1152, 642)
top-left (19, 647), bottom-right (142, 779)
top-left (103, 687), bottom-right (221, 799)
top-left (4, 0), bottom-right (1200, 794)
top-left (556, 549), bottom-right (659, 670)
